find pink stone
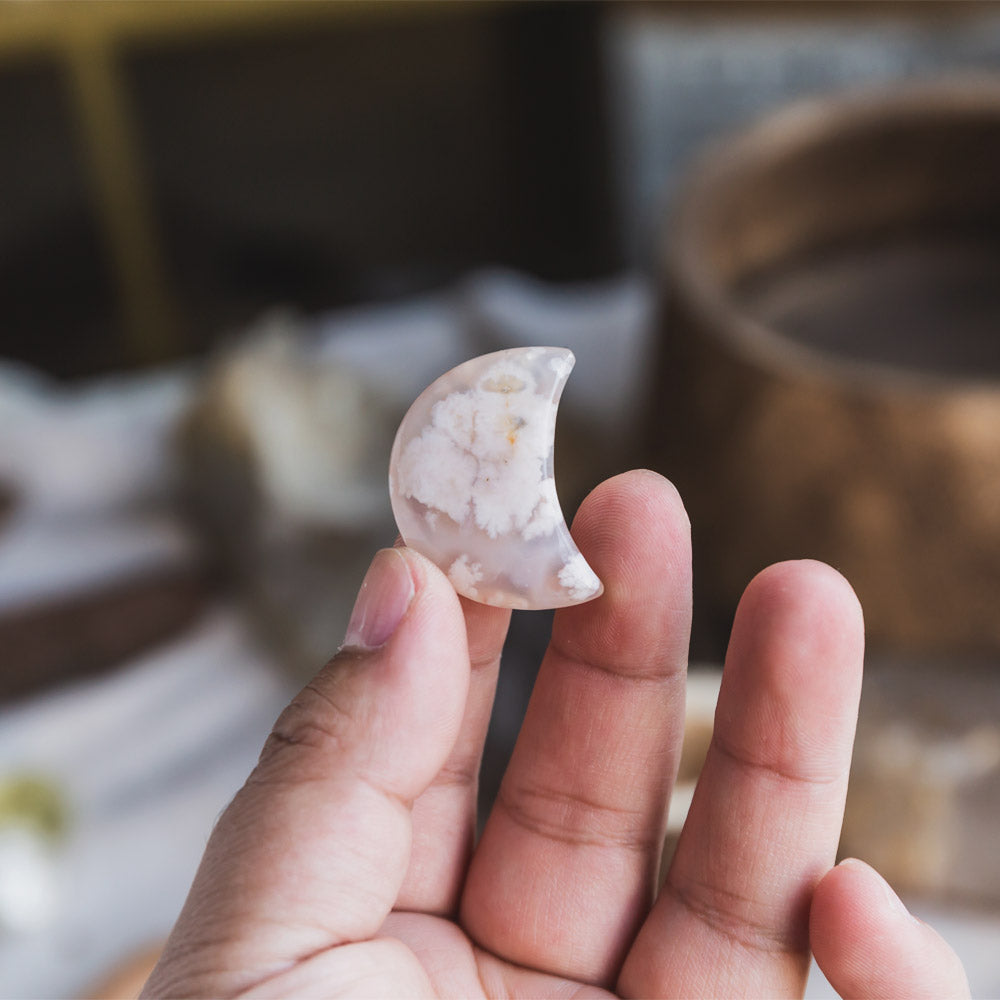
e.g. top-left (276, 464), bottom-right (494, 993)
top-left (388, 347), bottom-right (603, 609)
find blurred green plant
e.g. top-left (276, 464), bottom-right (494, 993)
top-left (0, 774), bottom-right (68, 842)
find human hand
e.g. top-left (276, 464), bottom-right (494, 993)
top-left (141, 470), bottom-right (969, 999)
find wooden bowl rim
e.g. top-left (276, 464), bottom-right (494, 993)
top-left (664, 74), bottom-right (1000, 398)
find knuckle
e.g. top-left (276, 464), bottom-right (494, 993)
top-left (664, 871), bottom-right (807, 956)
top-left (254, 677), bottom-right (356, 779)
top-left (498, 779), bottom-right (659, 852)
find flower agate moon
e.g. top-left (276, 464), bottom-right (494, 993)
top-left (388, 347), bottom-right (604, 610)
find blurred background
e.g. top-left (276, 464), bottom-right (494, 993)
top-left (2, 1), bottom-right (1000, 996)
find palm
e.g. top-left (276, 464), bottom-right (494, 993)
top-left (142, 473), bottom-right (967, 1000)
top-left (377, 913), bottom-right (617, 998)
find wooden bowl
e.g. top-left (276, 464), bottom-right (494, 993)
top-left (648, 78), bottom-right (1000, 655)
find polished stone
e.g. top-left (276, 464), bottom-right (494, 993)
top-left (389, 347), bottom-right (603, 609)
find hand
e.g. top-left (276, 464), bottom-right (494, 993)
top-left (141, 471), bottom-right (969, 999)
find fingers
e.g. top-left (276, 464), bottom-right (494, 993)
top-left (397, 595), bottom-right (510, 914)
top-left (461, 470), bottom-right (692, 986)
top-left (811, 859), bottom-right (970, 1000)
top-left (142, 547), bottom-right (471, 999)
top-left (620, 560), bottom-right (864, 999)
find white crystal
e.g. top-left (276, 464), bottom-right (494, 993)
top-left (388, 347), bottom-right (604, 609)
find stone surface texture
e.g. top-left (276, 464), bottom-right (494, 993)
top-left (389, 347), bottom-right (603, 609)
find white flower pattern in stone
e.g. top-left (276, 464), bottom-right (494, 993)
top-left (388, 347), bottom-right (603, 609)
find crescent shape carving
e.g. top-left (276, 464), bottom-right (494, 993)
top-left (388, 346), bottom-right (604, 610)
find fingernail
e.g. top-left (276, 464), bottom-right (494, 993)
top-left (342, 549), bottom-right (415, 650)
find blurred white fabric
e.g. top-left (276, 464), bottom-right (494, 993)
top-left (0, 608), bottom-right (294, 999)
top-left (314, 292), bottom-right (470, 407)
top-left (0, 514), bottom-right (197, 614)
top-left (0, 363), bottom-right (194, 520)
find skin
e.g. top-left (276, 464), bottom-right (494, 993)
top-left (141, 470), bottom-right (970, 999)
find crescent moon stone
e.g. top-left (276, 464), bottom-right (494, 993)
top-left (388, 346), bottom-right (604, 609)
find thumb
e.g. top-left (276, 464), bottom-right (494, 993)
top-left (143, 547), bottom-right (471, 998)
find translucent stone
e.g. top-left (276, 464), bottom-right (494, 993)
top-left (388, 347), bottom-right (604, 610)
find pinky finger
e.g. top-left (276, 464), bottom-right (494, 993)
top-left (810, 858), bottom-right (970, 1000)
